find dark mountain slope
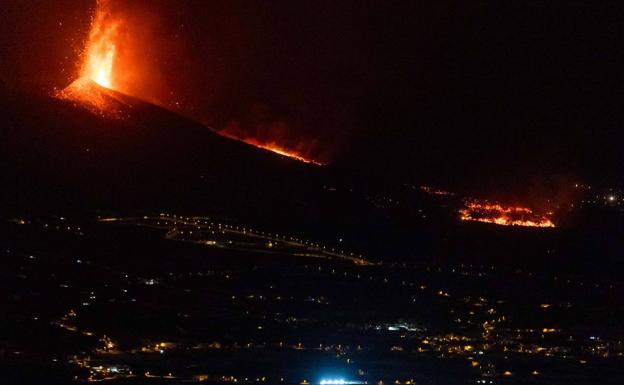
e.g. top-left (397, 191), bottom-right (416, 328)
top-left (0, 82), bottom-right (322, 220)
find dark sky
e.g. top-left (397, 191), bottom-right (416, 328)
top-left (1, 1), bottom-right (623, 192)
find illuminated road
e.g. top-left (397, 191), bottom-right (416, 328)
top-left (99, 214), bottom-right (374, 266)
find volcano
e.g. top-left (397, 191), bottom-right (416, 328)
top-left (0, 81), bottom-right (418, 262)
top-left (0, 82), bottom-right (322, 220)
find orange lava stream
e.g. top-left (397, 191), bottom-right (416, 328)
top-left (253, 143), bottom-right (325, 166)
top-left (219, 132), bottom-right (325, 166)
top-left (459, 201), bottom-right (555, 228)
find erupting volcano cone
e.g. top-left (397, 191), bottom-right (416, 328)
top-left (57, 0), bottom-right (325, 165)
top-left (57, 78), bottom-right (134, 119)
top-left (56, 0), bottom-right (127, 118)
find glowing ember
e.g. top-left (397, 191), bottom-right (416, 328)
top-left (459, 200), bottom-right (555, 228)
top-left (219, 132), bottom-right (326, 166)
top-left (82, 0), bottom-right (120, 89)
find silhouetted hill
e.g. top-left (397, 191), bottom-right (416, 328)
top-left (2, 83), bottom-right (624, 275)
top-left (0, 83), bottom-right (321, 219)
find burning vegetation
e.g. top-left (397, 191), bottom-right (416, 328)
top-left (459, 200), bottom-right (555, 228)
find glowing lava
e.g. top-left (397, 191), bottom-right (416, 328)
top-left (57, 1), bottom-right (328, 165)
top-left (56, 0), bottom-right (127, 118)
top-left (56, 78), bottom-right (130, 119)
top-left (82, 0), bottom-right (120, 89)
top-left (251, 142), bottom-right (325, 166)
top-left (219, 132), bottom-right (326, 166)
top-left (459, 200), bottom-right (555, 228)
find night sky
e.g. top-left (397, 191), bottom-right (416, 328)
top-left (1, 1), bottom-right (623, 194)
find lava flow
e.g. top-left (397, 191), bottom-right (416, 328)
top-left (56, 1), bottom-right (327, 166)
top-left (459, 200), bottom-right (555, 228)
top-left (218, 131), bottom-right (326, 166)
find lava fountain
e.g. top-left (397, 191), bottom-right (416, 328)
top-left (56, 1), bottom-right (328, 165)
top-left (56, 0), bottom-right (127, 118)
top-left (82, 0), bottom-right (120, 89)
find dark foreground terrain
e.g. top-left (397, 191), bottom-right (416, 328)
top-left (2, 86), bottom-right (624, 385)
top-left (2, 215), bottom-right (624, 385)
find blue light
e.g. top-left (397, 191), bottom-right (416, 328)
top-left (319, 379), bottom-right (365, 385)
top-left (319, 380), bottom-right (346, 385)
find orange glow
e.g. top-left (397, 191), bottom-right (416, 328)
top-left (57, 2), bottom-right (328, 164)
top-left (56, 78), bottom-right (129, 120)
top-left (56, 0), bottom-right (127, 118)
top-left (253, 142), bottom-right (325, 166)
top-left (459, 200), bottom-right (555, 228)
top-left (219, 131), bottom-right (326, 166)
top-left (61, 0), bottom-right (172, 109)
top-left (82, 0), bottom-right (120, 89)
